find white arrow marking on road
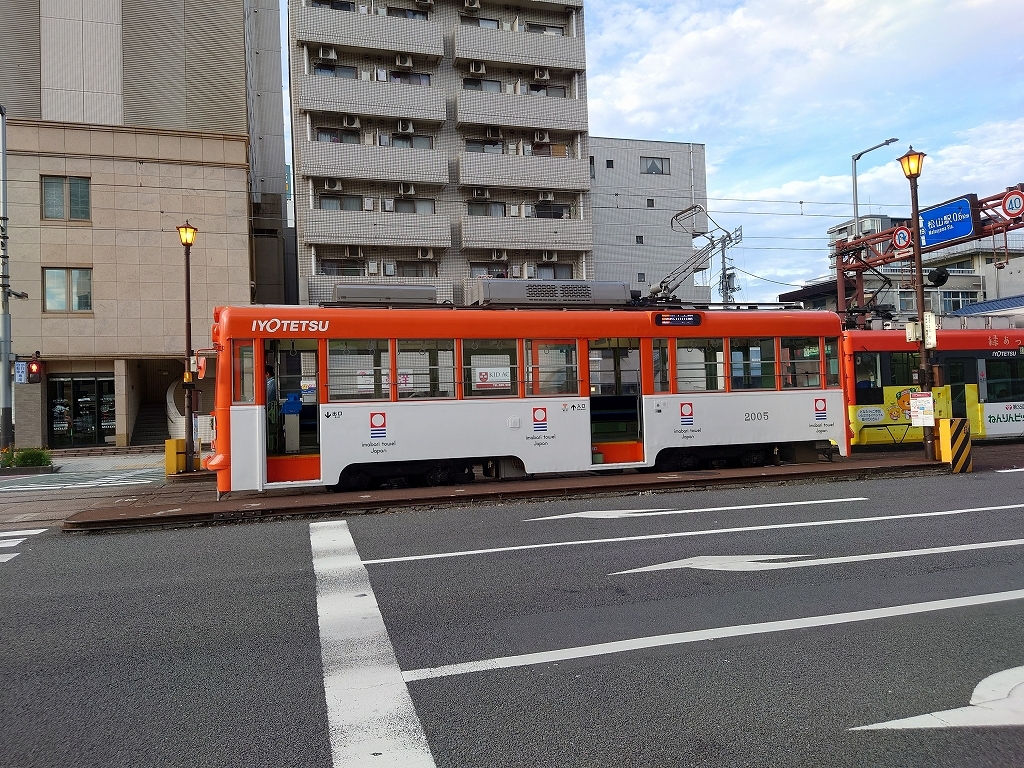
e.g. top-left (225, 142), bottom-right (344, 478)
top-left (996, 468), bottom-right (1024, 473)
top-left (0, 553), bottom-right (18, 563)
top-left (613, 538), bottom-right (1024, 574)
top-left (526, 497), bottom-right (868, 521)
top-left (852, 665), bottom-right (1024, 729)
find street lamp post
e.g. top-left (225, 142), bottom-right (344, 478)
top-left (852, 137), bottom-right (899, 244)
top-left (897, 146), bottom-right (935, 461)
top-left (177, 221), bottom-right (198, 472)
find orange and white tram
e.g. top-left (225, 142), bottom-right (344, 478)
top-left (203, 305), bottom-right (848, 494)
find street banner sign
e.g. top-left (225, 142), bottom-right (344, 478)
top-left (919, 194), bottom-right (980, 248)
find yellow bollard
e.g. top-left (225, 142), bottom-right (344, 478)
top-left (165, 438), bottom-right (186, 475)
top-left (937, 418), bottom-right (972, 472)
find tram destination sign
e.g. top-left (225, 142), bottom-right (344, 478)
top-left (919, 194), bottom-right (980, 249)
top-left (655, 313), bottom-right (702, 327)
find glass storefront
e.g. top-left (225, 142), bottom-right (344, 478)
top-left (47, 375), bottom-right (116, 448)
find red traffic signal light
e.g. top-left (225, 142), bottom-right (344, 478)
top-left (27, 359), bottom-right (43, 384)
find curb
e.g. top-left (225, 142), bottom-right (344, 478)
top-left (0, 465), bottom-right (57, 477)
top-left (62, 459), bottom-right (950, 532)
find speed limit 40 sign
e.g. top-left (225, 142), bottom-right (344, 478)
top-left (1002, 190), bottom-right (1024, 219)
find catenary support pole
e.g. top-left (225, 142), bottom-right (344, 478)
top-left (0, 104), bottom-right (12, 451)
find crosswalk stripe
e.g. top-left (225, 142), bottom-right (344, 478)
top-left (0, 553), bottom-right (18, 563)
top-left (0, 538), bottom-right (26, 548)
top-left (0, 528), bottom-right (46, 537)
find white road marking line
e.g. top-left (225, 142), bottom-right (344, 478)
top-left (0, 538), bottom-right (26, 548)
top-left (362, 503), bottom-right (1024, 566)
top-left (403, 589), bottom-right (1024, 682)
top-left (0, 553), bottom-right (18, 563)
top-left (996, 468), bottom-right (1024, 473)
top-left (0, 478), bottom-right (154, 492)
top-left (310, 520), bottom-right (436, 768)
top-left (614, 538), bottom-right (1024, 574)
top-left (526, 497), bottom-right (869, 521)
top-left (852, 665), bottom-right (1024, 729)
top-left (0, 528), bottom-right (46, 537)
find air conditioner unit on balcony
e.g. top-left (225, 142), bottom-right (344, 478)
top-left (417, 248), bottom-right (434, 259)
top-left (541, 251), bottom-right (557, 262)
top-left (318, 46), bottom-right (337, 60)
top-left (398, 182), bottom-right (415, 196)
top-left (342, 114), bottom-right (360, 129)
top-left (534, 67), bottom-right (550, 81)
top-left (344, 246), bottom-right (364, 259)
top-left (472, 187), bottom-right (490, 200)
top-left (492, 249), bottom-right (508, 261)
top-left (485, 126), bottom-right (502, 139)
top-left (396, 53), bottom-right (414, 68)
top-left (534, 130), bottom-right (550, 143)
top-left (464, 0), bottom-right (481, 11)
top-left (397, 119), bottom-right (414, 133)
top-left (538, 190), bottom-right (554, 202)
top-left (324, 178), bottom-right (342, 191)
top-left (509, 204), bottom-right (521, 217)
top-left (469, 61), bottom-right (486, 75)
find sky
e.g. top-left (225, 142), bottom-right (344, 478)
top-left (280, 0), bottom-right (1024, 301)
top-left (584, 0), bottom-right (1024, 300)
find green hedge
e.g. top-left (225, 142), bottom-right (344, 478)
top-left (12, 448), bottom-right (53, 467)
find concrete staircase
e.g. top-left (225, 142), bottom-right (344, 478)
top-left (131, 403), bottom-right (170, 446)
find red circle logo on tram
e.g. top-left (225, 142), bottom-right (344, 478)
top-left (815, 399), bottom-right (827, 412)
top-left (370, 413), bottom-right (386, 428)
top-left (533, 408), bottom-right (547, 422)
top-left (680, 403), bottom-right (693, 417)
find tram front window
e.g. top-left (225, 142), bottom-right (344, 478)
top-left (265, 339), bottom-right (320, 455)
top-left (853, 352), bottom-right (883, 405)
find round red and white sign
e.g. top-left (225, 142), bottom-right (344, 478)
top-left (815, 398), bottom-right (826, 411)
top-left (533, 407), bottom-right (546, 422)
top-left (680, 403), bottom-right (693, 417)
top-left (1002, 190), bottom-right (1024, 219)
top-left (892, 226), bottom-right (913, 250)
top-left (370, 413), bottom-right (385, 427)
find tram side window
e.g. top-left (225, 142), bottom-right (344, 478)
top-left (986, 360), bottom-right (1024, 402)
top-left (780, 337), bottom-right (821, 388)
top-left (232, 340), bottom-right (255, 403)
top-left (589, 338), bottom-right (641, 395)
top-left (396, 339), bottom-right (455, 399)
top-left (729, 337), bottom-right (776, 390)
top-left (889, 352), bottom-right (920, 386)
top-left (676, 338), bottom-right (724, 392)
top-left (824, 337), bottom-right (840, 387)
top-left (653, 339), bottom-right (670, 393)
top-left (328, 339), bottom-right (391, 400)
top-left (464, 339), bottom-right (518, 396)
top-left (853, 352), bottom-right (883, 405)
top-left (525, 340), bottom-right (578, 395)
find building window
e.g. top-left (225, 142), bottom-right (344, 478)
top-left (44, 267), bottom-right (92, 312)
top-left (899, 290), bottom-right (933, 314)
top-left (387, 6), bottom-right (427, 19)
top-left (528, 142), bottom-right (568, 157)
top-left (941, 291), bottom-right (978, 313)
top-left (647, 198), bottom-right (655, 208)
top-left (390, 71), bottom-right (431, 86)
top-left (320, 259), bottom-right (364, 276)
top-left (468, 202), bottom-right (506, 217)
top-left (461, 15), bottom-right (499, 28)
top-left (313, 0), bottom-right (355, 9)
top-left (527, 83), bottom-right (565, 97)
top-left (394, 198), bottom-right (435, 214)
top-left (636, 235), bottom-right (644, 245)
top-left (466, 139), bottom-right (504, 154)
top-left (42, 176), bottom-right (90, 221)
top-left (589, 156), bottom-right (595, 179)
top-left (640, 156), bottom-right (670, 174)
top-left (525, 22), bottom-right (563, 35)
top-left (391, 134), bottom-right (432, 149)
top-left (314, 63), bottom-right (357, 79)
top-left (397, 261), bottom-right (437, 278)
top-left (537, 263), bottom-right (573, 279)
top-left (463, 77), bottom-right (501, 92)
top-left (606, 159), bottom-right (613, 169)
top-left (317, 128), bottom-right (360, 144)
top-left (470, 263), bottom-right (509, 278)
top-left (320, 195), bottom-right (364, 211)
top-left (637, 272), bottom-right (646, 282)
top-left (532, 202), bottom-right (569, 219)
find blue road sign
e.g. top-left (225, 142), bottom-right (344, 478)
top-left (919, 195), bottom-right (979, 248)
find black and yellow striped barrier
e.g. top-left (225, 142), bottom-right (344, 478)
top-left (937, 418), bottom-right (972, 473)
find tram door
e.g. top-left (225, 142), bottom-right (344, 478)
top-left (946, 358), bottom-right (975, 419)
top-left (588, 338), bottom-right (644, 463)
top-left (265, 339), bottom-right (321, 458)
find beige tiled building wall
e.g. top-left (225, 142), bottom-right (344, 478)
top-left (5, 120), bottom-right (250, 446)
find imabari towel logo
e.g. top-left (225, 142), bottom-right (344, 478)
top-left (251, 319), bottom-right (330, 333)
top-left (533, 407), bottom-right (548, 432)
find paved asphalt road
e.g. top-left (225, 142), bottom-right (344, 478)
top-left (3, 469), bottom-right (1024, 767)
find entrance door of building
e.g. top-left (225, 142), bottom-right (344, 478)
top-left (47, 376), bottom-right (116, 448)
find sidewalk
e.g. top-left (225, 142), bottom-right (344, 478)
top-left (59, 451), bottom-right (951, 531)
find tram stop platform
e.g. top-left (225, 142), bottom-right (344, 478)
top-left (62, 450), bottom-right (951, 532)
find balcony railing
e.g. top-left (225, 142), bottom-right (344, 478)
top-left (303, 209), bottom-right (452, 248)
top-left (299, 140), bottom-right (449, 185)
top-left (456, 89), bottom-right (588, 132)
top-left (454, 25), bottom-right (585, 71)
top-left (461, 215), bottom-right (592, 251)
top-left (298, 74), bottom-right (447, 122)
top-left (458, 152), bottom-right (589, 191)
top-left (292, 5), bottom-right (444, 59)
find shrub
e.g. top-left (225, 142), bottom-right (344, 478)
top-left (13, 448), bottom-right (52, 467)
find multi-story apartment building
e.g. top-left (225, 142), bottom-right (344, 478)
top-left (588, 136), bottom-right (710, 300)
top-left (288, 0), bottom-right (592, 305)
top-left (0, 0), bottom-right (286, 449)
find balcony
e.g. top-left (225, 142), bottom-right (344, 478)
top-left (461, 215), bottom-right (592, 251)
top-left (456, 90), bottom-right (587, 132)
top-left (303, 209), bottom-right (452, 248)
top-left (458, 152), bottom-right (589, 191)
top-left (298, 74), bottom-right (446, 122)
top-left (455, 25), bottom-right (585, 71)
top-left (292, 4), bottom-right (444, 59)
top-left (299, 140), bottom-right (449, 185)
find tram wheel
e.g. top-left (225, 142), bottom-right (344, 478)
top-left (337, 469), bottom-right (371, 492)
top-left (740, 450), bottom-right (766, 468)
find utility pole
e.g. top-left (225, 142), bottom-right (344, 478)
top-left (0, 105), bottom-right (12, 451)
top-left (718, 226), bottom-right (742, 303)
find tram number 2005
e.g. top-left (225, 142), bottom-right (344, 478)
top-left (744, 412), bottom-right (769, 421)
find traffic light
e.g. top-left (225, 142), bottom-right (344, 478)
top-left (27, 359), bottom-right (43, 384)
